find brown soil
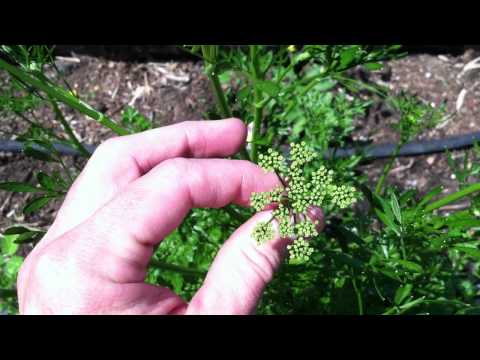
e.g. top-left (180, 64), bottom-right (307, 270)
top-left (1, 47), bottom-right (480, 233)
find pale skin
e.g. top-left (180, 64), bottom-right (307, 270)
top-left (17, 118), bottom-right (324, 315)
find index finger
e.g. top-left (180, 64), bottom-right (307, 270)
top-left (45, 118), bottom-right (247, 242)
top-left (72, 158), bottom-right (281, 284)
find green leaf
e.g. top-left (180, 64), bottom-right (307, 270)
top-left (255, 79), bottom-right (281, 98)
top-left (375, 209), bottom-right (401, 236)
top-left (5, 255), bottom-right (23, 278)
top-left (4, 226), bottom-right (36, 235)
top-left (364, 62), bottom-right (383, 71)
top-left (395, 259), bottom-right (423, 273)
top-left (312, 79), bottom-right (336, 92)
top-left (23, 196), bottom-right (53, 214)
top-left (0, 234), bottom-right (20, 256)
top-left (0, 182), bottom-right (39, 193)
top-left (394, 283), bottom-right (413, 305)
top-left (339, 47), bottom-right (359, 69)
top-left (377, 267), bottom-right (401, 282)
top-left (417, 185), bottom-right (443, 209)
top-left (447, 219), bottom-right (480, 230)
top-left (14, 231), bottom-right (44, 244)
top-left (37, 172), bottom-right (56, 191)
top-left (390, 193), bottom-right (402, 225)
top-left (398, 297), bottom-right (426, 313)
top-left (454, 245), bottom-right (480, 260)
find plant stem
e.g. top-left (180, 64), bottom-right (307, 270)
top-left (206, 64), bottom-right (249, 161)
top-left (149, 259), bottom-right (206, 277)
top-left (375, 143), bottom-right (403, 195)
top-left (250, 45), bottom-right (264, 163)
top-left (49, 97), bottom-right (90, 157)
top-left (372, 276), bottom-right (386, 302)
top-left (208, 66), bottom-right (232, 119)
top-left (425, 182), bottom-right (480, 212)
top-left (399, 235), bottom-right (407, 260)
top-left (0, 58), bottom-right (129, 136)
top-left (350, 268), bottom-right (364, 315)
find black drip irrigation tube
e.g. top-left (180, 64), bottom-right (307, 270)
top-left (1, 132), bottom-right (480, 160)
top-left (325, 131), bottom-right (480, 160)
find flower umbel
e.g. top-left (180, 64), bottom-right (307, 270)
top-left (258, 148), bottom-right (287, 174)
top-left (252, 221), bottom-right (275, 245)
top-left (250, 142), bottom-right (358, 263)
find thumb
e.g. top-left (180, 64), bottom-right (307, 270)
top-left (186, 207), bottom-right (324, 315)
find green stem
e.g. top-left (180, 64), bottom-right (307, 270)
top-left (250, 45), bottom-right (264, 163)
top-left (208, 66), bottom-right (231, 118)
top-left (350, 269), bottom-right (364, 315)
top-left (206, 64), bottom-right (249, 161)
top-left (49, 97), bottom-right (90, 157)
top-left (0, 58), bottom-right (129, 136)
top-left (149, 259), bottom-right (206, 277)
top-left (425, 182), bottom-right (480, 212)
top-left (372, 276), bottom-right (386, 302)
top-left (399, 235), bottom-right (407, 260)
top-left (375, 143), bottom-right (403, 195)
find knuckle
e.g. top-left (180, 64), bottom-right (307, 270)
top-left (29, 251), bottom-right (59, 281)
top-left (160, 157), bottom-right (191, 177)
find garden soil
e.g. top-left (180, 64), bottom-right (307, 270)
top-left (1, 47), bottom-right (480, 233)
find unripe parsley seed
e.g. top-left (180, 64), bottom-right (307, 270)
top-left (251, 142), bottom-right (358, 263)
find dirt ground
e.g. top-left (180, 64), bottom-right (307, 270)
top-left (1, 47), bottom-right (480, 232)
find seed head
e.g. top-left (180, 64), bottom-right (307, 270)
top-left (258, 148), bottom-right (287, 173)
top-left (287, 237), bottom-right (314, 264)
top-left (252, 221), bottom-right (275, 245)
top-left (250, 142), bottom-right (358, 262)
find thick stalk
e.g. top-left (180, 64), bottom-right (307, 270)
top-left (207, 64), bottom-right (249, 161)
top-left (250, 45), bottom-right (264, 163)
top-left (0, 58), bottom-right (129, 136)
top-left (49, 97), bottom-right (90, 157)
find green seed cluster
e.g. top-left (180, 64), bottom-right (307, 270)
top-left (329, 184), bottom-right (357, 209)
top-left (290, 142), bottom-right (316, 166)
top-left (258, 148), bottom-right (287, 173)
top-left (250, 142), bottom-right (358, 263)
top-left (251, 187), bottom-right (284, 212)
top-left (272, 204), bottom-right (295, 238)
top-left (289, 177), bottom-right (312, 213)
top-left (252, 221), bottom-right (275, 245)
top-left (287, 238), bottom-right (314, 263)
top-left (295, 220), bottom-right (319, 238)
top-left (309, 166), bottom-right (334, 207)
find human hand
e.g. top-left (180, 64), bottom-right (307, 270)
top-left (17, 118), bottom-right (323, 314)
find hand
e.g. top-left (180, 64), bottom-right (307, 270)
top-left (17, 118), bottom-right (323, 314)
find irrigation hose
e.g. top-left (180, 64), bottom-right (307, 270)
top-left (1, 131), bottom-right (480, 160)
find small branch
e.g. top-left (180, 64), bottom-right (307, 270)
top-left (0, 58), bottom-right (129, 136)
top-left (49, 97), bottom-right (90, 157)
